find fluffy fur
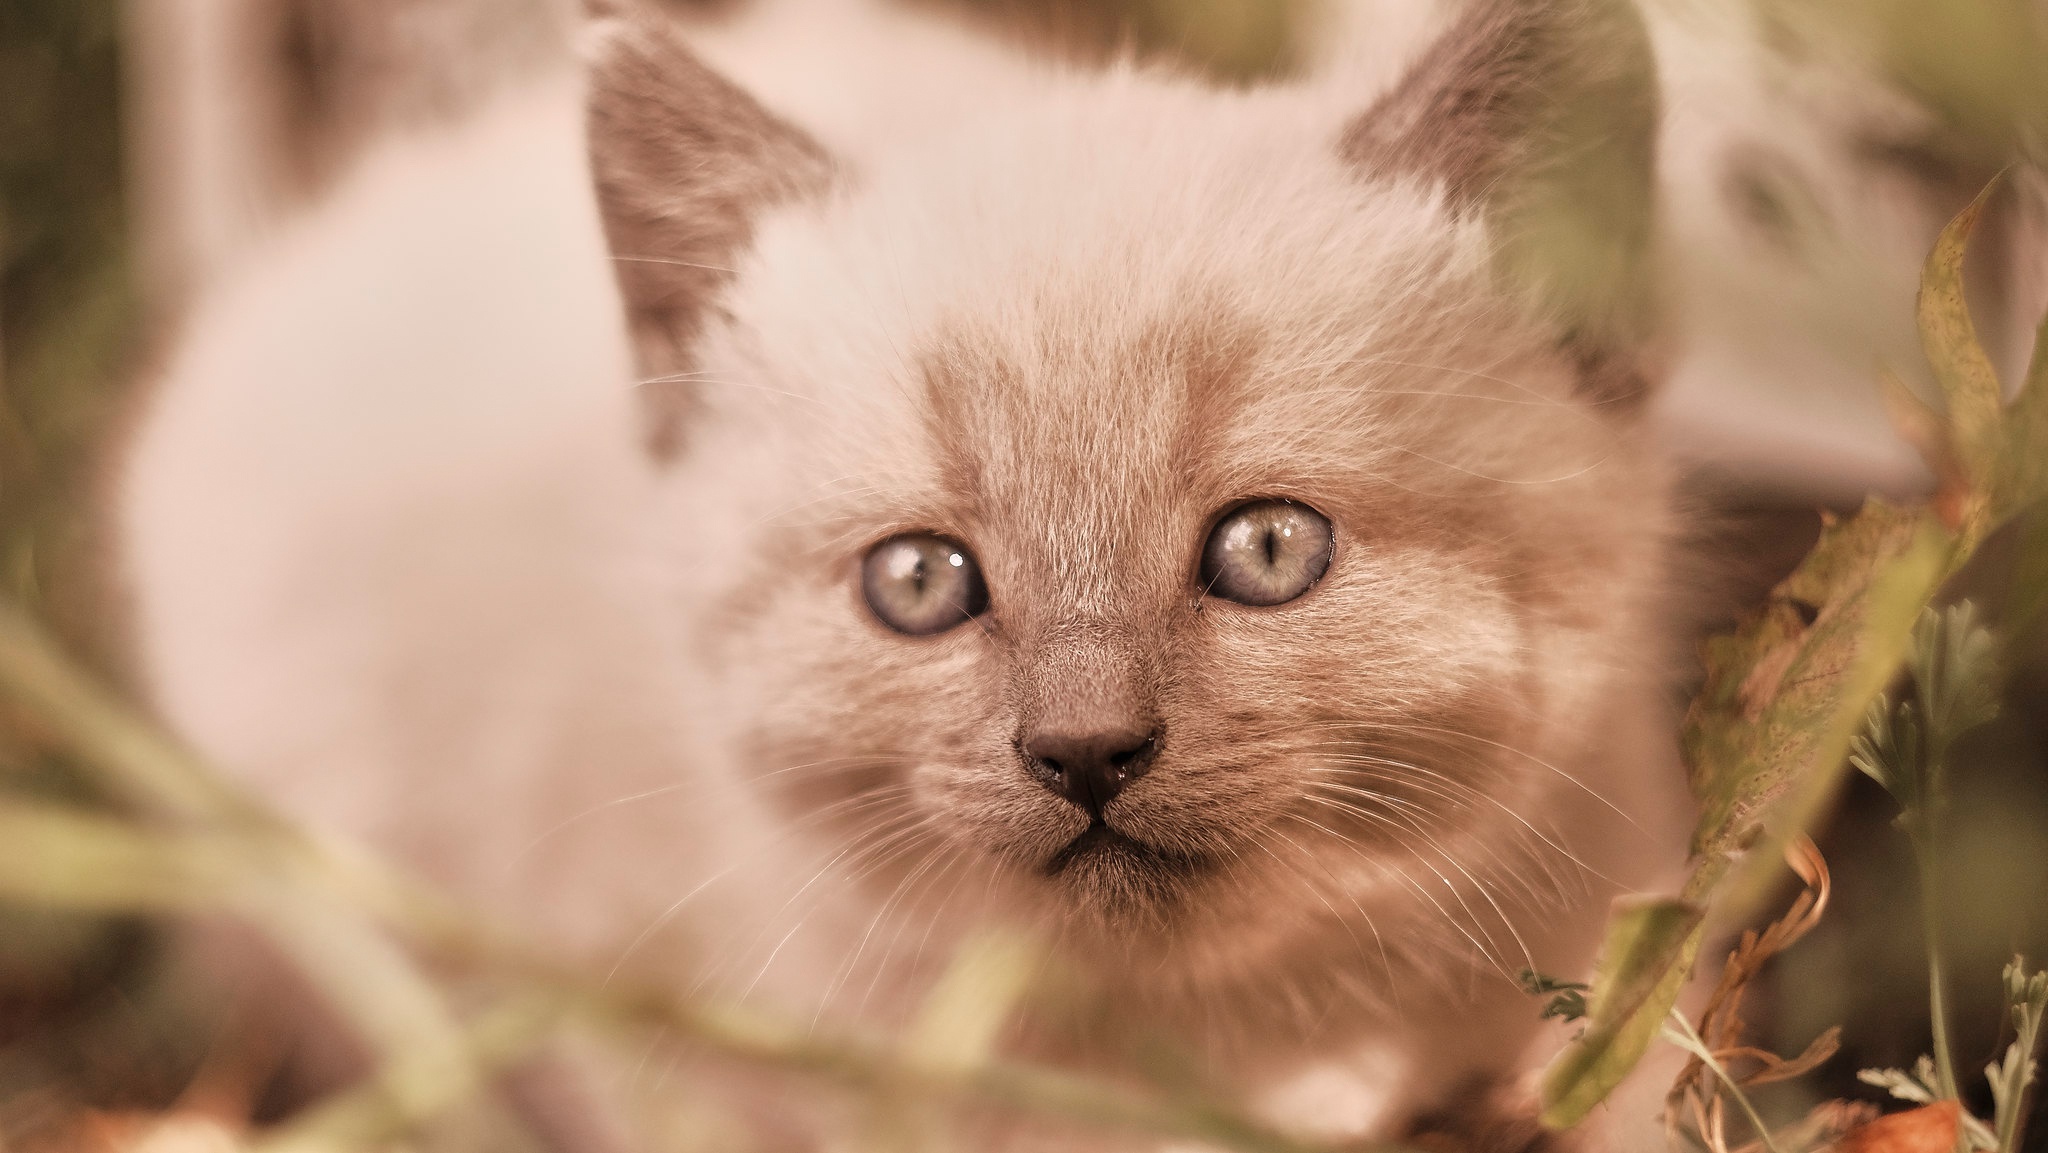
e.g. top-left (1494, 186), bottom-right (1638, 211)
top-left (118, 0), bottom-right (1712, 1143)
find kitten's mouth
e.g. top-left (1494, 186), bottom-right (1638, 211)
top-left (1043, 820), bottom-right (1183, 878)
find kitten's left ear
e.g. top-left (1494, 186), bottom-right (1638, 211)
top-left (1341, 0), bottom-right (1661, 406)
top-left (584, 13), bottom-right (835, 454)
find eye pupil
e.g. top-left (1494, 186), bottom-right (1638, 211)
top-left (863, 534), bottom-right (989, 635)
top-left (1199, 500), bottom-right (1333, 607)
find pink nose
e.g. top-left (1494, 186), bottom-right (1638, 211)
top-left (1022, 728), bottom-right (1158, 816)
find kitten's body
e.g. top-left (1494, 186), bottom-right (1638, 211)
top-left (114, 1), bottom-right (1918, 1145)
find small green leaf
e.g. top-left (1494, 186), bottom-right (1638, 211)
top-left (1539, 897), bottom-right (1703, 1128)
top-left (1860, 1063), bottom-right (1940, 1104)
top-left (1519, 968), bottom-right (1591, 1022)
top-left (1848, 693), bottom-right (1920, 809)
top-left (1911, 602), bottom-right (2001, 755)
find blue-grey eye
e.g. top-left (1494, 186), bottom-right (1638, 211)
top-left (862, 534), bottom-right (989, 635)
top-left (1199, 500), bottom-right (1334, 606)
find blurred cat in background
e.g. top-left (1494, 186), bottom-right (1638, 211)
top-left (110, 0), bottom-right (2044, 1147)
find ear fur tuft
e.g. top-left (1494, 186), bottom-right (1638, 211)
top-left (584, 11), bottom-right (834, 454)
top-left (1342, 0), bottom-right (1661, 405)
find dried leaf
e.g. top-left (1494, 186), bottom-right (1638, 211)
top-left (1666, 840), bottom-right (1836, 1140)
top-left (1783, 1101), bottom-right (1884, 1152)
top-left (1732, 1025), bottom-right (1842, 1088)
top-left (1683, 502), bottom-right (1952, 877)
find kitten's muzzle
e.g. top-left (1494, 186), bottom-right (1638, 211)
top-left (1022, 727), bottom-right (1157, 817)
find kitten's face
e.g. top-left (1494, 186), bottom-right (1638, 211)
top-left (655, 84), bottom-right (1668, 989)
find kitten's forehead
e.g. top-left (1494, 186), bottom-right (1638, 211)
top-left (706, 77), bottom-right (1610, 598)
top-left (909, 311), bottom-right (1246, 613)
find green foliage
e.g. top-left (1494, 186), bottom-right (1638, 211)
top-left (1857, 1055), bottom-right (1944, 1106)
top-left (1760, 0), bottom-right (2048, 165)
top-left (1542, 166), bottom-right (2048, 1128)
top-left (1854, 1052), bottom-right (1998, 1148)
top-left (1844, 603), bottom-right (2002, 1105)
top-left (1847, 691), bottom-right (1925, 820)
top-left (1986, 959), bottom-right (2047, 1153)
top-left (1682, 499), bottom-right (1950, 879)
top-left (1905, 605), bottom-right (2001, 768)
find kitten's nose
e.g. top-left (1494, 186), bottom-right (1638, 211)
top-left (1023, 727), bottom-right (1158, 816)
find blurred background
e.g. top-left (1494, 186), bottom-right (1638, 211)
top-left (3, 0), bottom-right (2048, 1148)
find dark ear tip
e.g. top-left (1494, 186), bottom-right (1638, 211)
top-left (577, 3), bottom-right (712, 83)
top-left (1342, 0), bottom-right (1658, 195)
top-left (1340, 0), bottom-right (1663, 402)
top-left (579, 0), bottom-right (834, 456)
top-left (576, 7), bottom-right (670, 76)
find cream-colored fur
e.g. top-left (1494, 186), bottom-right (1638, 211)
top-left (125, 2), bottom-right (1981, 1146)
top-left (118, 78), bottom-right (723, 964)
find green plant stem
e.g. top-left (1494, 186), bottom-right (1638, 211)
top-left (0, 606), bottom-right (255, 824)
top-left (1916, 832), bottom-right (1961, 1102)
top-left (1997, 1055), bottom-right (2033, 1153)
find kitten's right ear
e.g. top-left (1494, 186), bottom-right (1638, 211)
top-left (584, 13), bottom-right (834, 454)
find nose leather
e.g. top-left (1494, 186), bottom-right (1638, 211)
top-left (1017, 624), bottom-right (1158, 816)
top-left (1024, 727), bottom-right (1157, 816)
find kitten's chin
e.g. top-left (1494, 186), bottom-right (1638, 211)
top-left (1037, 820), bottom-right (1211, 927)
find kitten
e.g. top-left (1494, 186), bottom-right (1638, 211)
top-left (117, 0), bottom-right (1703, 1144)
